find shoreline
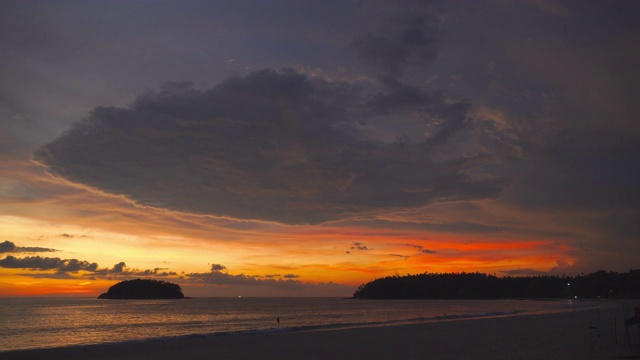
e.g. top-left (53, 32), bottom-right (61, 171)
top-left (3, 300), bottom-right (639, 360)
top-left (0, 298), bottom-right (601, 353)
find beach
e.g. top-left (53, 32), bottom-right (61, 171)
top-left (2, 302), bottom-right (638, 360)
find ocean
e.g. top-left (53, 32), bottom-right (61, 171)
top-left (0, 297), bottom-right (600, 352)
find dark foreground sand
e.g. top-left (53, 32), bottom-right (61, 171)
top-left (3, 301), bottom-right (640, 360)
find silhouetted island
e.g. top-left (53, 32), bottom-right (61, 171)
top-left (98, 279), bottom-right (185, 299)
top-left (353, 269), bottom-right (640, 299)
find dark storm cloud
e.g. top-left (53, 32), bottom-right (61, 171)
top-left (18, 246), bottom-right (58, 253)
top-left (0, 255), bottom-right (97, 272)
top-left (35, 68), bottom-right (501, 224)
top-left (499, 36), bottom-right (640, 242)
top-left (92, 262), bottom-right (178, 277)
top-left (0, 241), bottom-right (18, 253)
top-left (210, 264), bottom-right (227, 272)
top-left (364, 79), bottom-right (473, 150)
top-left (0, 240), bottom-right (57, 253)
top-left (0, 255), bottom-right (170, 279)
top-left (504, 135), bottom-right (640, 245)
top-left (340, 219), bottom-right (506, 234)
top-left (21, 272), bottom-right (77, 279)
top-left (0, 256), bottom-right (178, 278)
top-left (351, 242), bottom-right (370, 251)
top-left (352, 12), bottom-right (441, 78)
top-left (59, 258), bottom-right (98, 272)
top-left (131, 268), bottom-right (178, 277)
top-left (506, 136), bottom-right (640, 211)
top-left (111, 262), bottom-right (126, 273)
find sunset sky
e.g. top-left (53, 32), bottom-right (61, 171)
top-left (1, 0), bottom-right (639, 297)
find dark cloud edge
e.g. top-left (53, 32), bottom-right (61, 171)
top-left (0, 240), bottom-right (58, 254)
top-left (32, 67), bottom-right (505, 225)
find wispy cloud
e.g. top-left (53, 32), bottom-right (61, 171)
top-left (398, 242), bottom-right (436, 254)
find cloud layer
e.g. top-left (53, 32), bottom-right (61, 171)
top-left (0, 240), bottom-right (57, 253)
top-left (352, 13), bottom-right (441, 77)
top-left (35, 68), bottom-right (504, 224)
top-left (5, 0), bottom-right (639, 281)
top-left (0, 253), bottom-right (351, 296)
top-left (0, 255), bottom-right (97, 272)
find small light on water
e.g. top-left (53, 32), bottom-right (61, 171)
top-left (574, 296), bottom-right (577, 299)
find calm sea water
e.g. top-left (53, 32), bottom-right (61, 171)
top-left (0, 297), bottom-right (599, 352)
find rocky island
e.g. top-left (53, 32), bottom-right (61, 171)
top-left (98, 279), bottom-right (185, 299)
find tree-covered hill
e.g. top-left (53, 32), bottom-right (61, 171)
top-left (353, 270), bottom-right (640, 299)
top-left (98, 279), bottom-right (185, 299)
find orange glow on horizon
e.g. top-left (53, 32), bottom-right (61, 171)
top-left (0, 274), bottom-right (108, 297)
top-left (0, 160), bottom-right (586, 297)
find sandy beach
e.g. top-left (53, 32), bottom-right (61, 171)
top-left (2, 301), bottom-right (639, 360)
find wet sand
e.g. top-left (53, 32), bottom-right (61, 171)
top-left (3, 301), bottom-right (639, 360)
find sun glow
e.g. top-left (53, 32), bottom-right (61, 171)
top-left (0, 162), bottom-right (591, 297)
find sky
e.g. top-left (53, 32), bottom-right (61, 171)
top-left (1, 0), bottom-right (639, 297)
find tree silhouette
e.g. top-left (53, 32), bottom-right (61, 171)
top-left (98, 279), bottom-right (185, 299)
top-left (353, 270), bottom-right (640, 299)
